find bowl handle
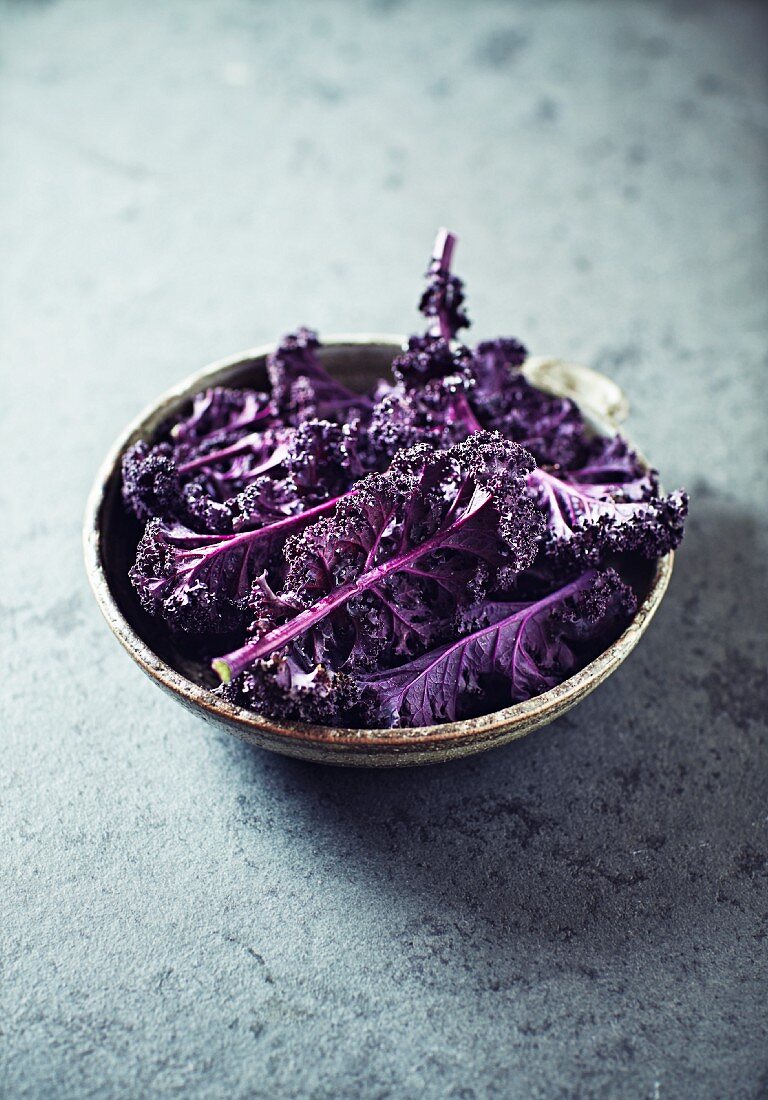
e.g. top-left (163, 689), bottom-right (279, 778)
top-left (523, 356), bottom-right (629, 432)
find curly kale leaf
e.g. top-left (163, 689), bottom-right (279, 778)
top-left (386, 335), bottom-right (593, 471)
top-left (530, 466), bottom-right (688, 568)
top-left (212, 433), bottom-right (544, 683)
top-left (284, 418), bottom-right (364, 496)
top-left (392, 334), bottom-right (474, 391)
top-left (217, 652), bottom-right (361, 726)
top-left (122, 441), bottom-right (185, 524)
top-left (171, 387), bottom-right (274, 448)
top-left (128, 492), bottom-right (348, 635)
top-left (123, 417), bottom-right (363, 538)
top-left (226, 419), bottom-right (364, 531)
top-left (121, 426), bottom-right (290, 527)
top-left (361, 336), bottom-right (481, 467)
top-left (364, 375), bottom-right (484, 467)
top-left (175, 427), bottom-right (292, 501)
top-left (268, 328), bottom-right (372, 424)
top-left (358, 569), bottom-right (637, 727)
top-left (470, 339), bottom-right (591, 469)
top-left (565, 433), bottom-right (654, 491)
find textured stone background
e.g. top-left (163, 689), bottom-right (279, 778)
top-left (2, 1), bottom-right (767, 1097)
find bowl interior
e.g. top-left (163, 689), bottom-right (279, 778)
top-left (89, 340), bottom-right (665, 765)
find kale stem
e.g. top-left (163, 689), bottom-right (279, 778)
top-left (430, 228), bottom-right (457, 341)
top-left (453, 392), bottom-right (484, 434)
top-left (178, 436), bottom-right (287, 475)
top-left (432, 227), bottom-right (456, 274)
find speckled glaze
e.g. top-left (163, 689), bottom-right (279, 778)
top-left (83, 336), bottom-right (673, 767)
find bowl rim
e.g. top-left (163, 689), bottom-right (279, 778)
top-left (83, 334), bottom-right (674, 751)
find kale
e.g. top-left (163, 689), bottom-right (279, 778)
top-left (218, 653), bottom-right (361, 726)
top-left (176, 429), bottom-right (292, 504)
top-left (418, 228), bottom-right (470, 340)
top-left (225, 420), bottom-right (364, 531)
top-left (387, 333), bottom-right (591, 470)
top-left (364, 367), bottom-right (483, 466)
top-left (121, 426), bottom-right (291, 529)
top-left (121, 228), bottom-right (687, 728)
top-left (469, 339), bottom-right (590, 469)
top-left (226, 477), bottom-right (305, 532)
top-left (284, 418), bottom-right (364, 498)
top-left (211, 434), bottom-right (543, 683)
top-left (362, 387), bottom-right (441, 467)
top-left (392, 334), bottom-right (474, 390)
top-left (122, 441), bottom-right (184, 524)
top-left (171, 386), bottom-right (274, 447)
top-left (268, 328), bottom-right (372, 424)
top-left (358, 569), bottom-right (636, 726)
top-left (529, 465), bottom-right (688, 569)
top-left (122, 416), bottom-right (362, 536)
top-left (566, 433), bottom-right (652, 488)
top-left (128, 493), bottom-right (350, 635)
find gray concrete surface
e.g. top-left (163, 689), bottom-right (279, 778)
top-left (2, 1), bottom-right (767, 1097)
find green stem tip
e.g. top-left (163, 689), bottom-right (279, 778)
top-left (212, 659), bottom-right (233, 685)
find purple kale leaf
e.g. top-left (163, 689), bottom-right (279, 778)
top-left (123, 415), bottom-right (364, 537)
top-left (392, 334), bottom-right (474, 391)
top-left (122, 430), bottom-right (290, 533)
top-left (386, 334), bottom-right (594, 471)
top-left (565, 433), bottom-right (653, 490)
top-left (268, 328), bottom-right (372, 424)
top-left (361, 387), bottom-right (441, 468)
top-left (182, 418), bottom-right (364, 532)
top-left (226, 476), bottom-right (306, 532)
top-left (358, 568), bottom-right (637, 727)
top-left (212, 433), bottom-right (544, 683)
top-left (128, 492), bottom-right (349, 635)
top-left (360, 336), bottom-right (482, 466)
top-left (530, 465), bottom-right (688, 569)
top-left (218, 652), bottom-right (361, 726)
top-left (175, 427), bottom-right (292, 502)
top-left (225, 419), bottom-right (364, 531)
top-left (284, 418), bottom-right (364, 497)
top-left (418, 228), bottom-right (470, 340)
top-left (472, 337), bottom-right (528, 385)
top-left (364, 372), bottom-right (483, 465)
top-left (122, 441), bottom-right (185, 525)
top-left (171, 386), bottom-right (274, 448)
top-left (470, 339), bottom-right (590, 469)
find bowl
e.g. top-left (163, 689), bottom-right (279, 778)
top-left (84, 336), bottom-right (673, 767)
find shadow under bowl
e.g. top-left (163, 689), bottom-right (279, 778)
top-left (84, 336), bottom-right (673, 767)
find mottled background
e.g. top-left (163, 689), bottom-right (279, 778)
top-left (1, 1), bottom-right (767, 1097)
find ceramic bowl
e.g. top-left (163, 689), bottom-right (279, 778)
top-left (84, 336), bottom-right (673, 767)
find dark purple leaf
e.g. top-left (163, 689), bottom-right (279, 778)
top-left (122, 441), bottom-right (184, 524)
top-left (470, 340), bottom-right (590, 469)
top-left (212, 433), bottom-right (543, 683)
top-left (171, 387), bottom-right (274, 448)
top-left (530, 466), bottom-right (688, 568)
top-left (217, 652), bottom-right (360, 726)
top-left (268, 328), bottom-right (372, 424)
top-left (129, 492), bottom-right (351, 634)
top-left (358, 569), bottom-right (636, 727)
